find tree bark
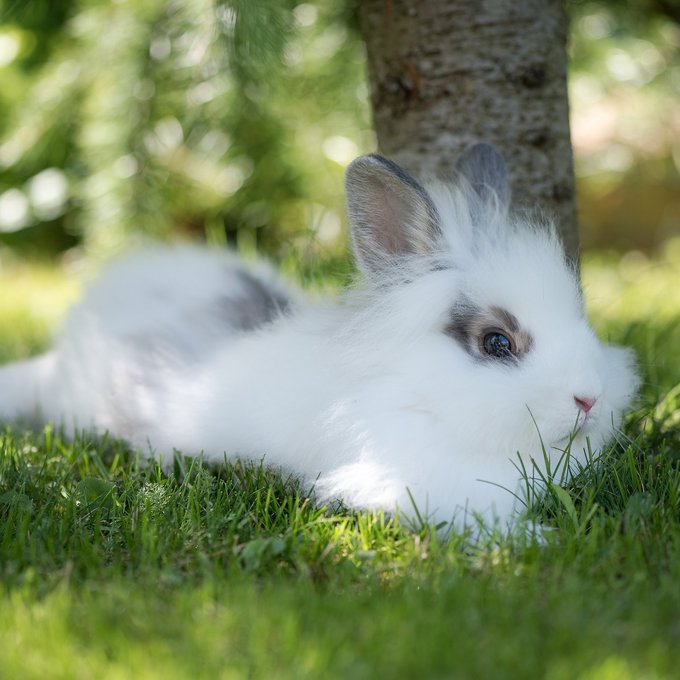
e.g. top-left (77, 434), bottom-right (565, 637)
top-left (358, 0), bottom-right (579, 262)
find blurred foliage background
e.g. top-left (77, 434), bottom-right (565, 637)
top-left (0, 0), bottom-right (677, 267)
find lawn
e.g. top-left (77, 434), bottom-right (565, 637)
top-left (1, 243), bottom-right (679, 679)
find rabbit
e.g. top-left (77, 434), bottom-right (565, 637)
top-left (0, 144), bottom-right (639, 531)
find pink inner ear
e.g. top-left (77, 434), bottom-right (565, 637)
top-left (345, 154), bottom-right (443, 276)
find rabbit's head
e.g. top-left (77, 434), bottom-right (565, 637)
top-left (344, 144), bottom-right (638, 464)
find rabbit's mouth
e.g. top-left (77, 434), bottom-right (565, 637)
top-left (553, 432), bottom-right (577, 448)
top-left (553, 420), bottom-right (588, 448)
top-left (572, 408), bottom-right (597, 435)
top-left (556, 410), bottom-right (604, 447)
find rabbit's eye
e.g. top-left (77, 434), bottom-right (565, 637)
top-left (481, 331), bottom-right (515, 359)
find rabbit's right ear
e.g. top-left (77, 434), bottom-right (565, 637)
top-left (345, 155), bottom-right (442, 278)
top-left (455, 143), bottom-right (509, 225)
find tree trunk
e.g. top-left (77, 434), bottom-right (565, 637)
top-left (358, 0), bottom-right (579, 262)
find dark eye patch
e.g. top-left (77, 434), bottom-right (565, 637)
top-left (444, 300), bottom-right (533, 361)
top-left (489, 306), bottom-right (519, 334)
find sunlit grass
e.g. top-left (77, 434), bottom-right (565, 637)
top-left (0, 247), bottom-right (679, 679)
top-left (0, 259), bottom-right (79, 362)
top-left (584, 240), bottom-right (680, 397)
top-left (584, 238), bottom-right (680, 325)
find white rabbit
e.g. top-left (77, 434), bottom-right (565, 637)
top-left (0, 144), bottom-right (638, 531)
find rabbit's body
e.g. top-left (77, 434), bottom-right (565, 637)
top-left (0, 145), bottom-right (639, 530)
top-left (0, 247), bottom-right (300, 442)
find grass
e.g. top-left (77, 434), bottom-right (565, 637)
top-left (1, 243), bottom-right (679, 679)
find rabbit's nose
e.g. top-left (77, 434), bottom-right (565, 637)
top-left (574, 396), bottom-right (597, 413)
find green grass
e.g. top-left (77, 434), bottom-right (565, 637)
top-left (1, 244), bottom-right (679, 679)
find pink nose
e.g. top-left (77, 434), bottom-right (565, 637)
top-left (574, 396), bottom-right (597, 413)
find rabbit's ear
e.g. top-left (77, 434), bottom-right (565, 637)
top-left (345, 154), bottom-right (442, 277)
top-left (455, 143), bottom-right (509, 222)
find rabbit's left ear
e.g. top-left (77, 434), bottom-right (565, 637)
top-left (345, 155), bottom-right (442, 278)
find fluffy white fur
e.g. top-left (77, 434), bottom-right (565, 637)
top-left (0, 145), bottom-right (639, 531)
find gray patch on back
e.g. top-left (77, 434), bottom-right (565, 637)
top-left (217, 269), bottom-right (291, 332)
top-left (108, 266), bottom-right (293, 437)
